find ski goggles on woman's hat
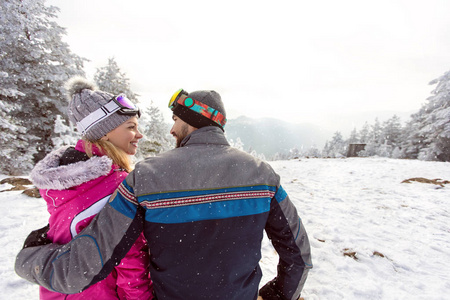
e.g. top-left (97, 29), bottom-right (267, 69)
top-left (168, 89), bottom-right (227, 127)
top-left (76, 95), bottom-right (141, 135)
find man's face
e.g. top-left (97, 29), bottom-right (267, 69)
top-left (170, 115), bottom-right (195, 147)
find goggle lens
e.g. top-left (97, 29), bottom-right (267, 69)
top-left (169, 89), bottom-right (186, 109)
top-left (116, 95), bottom-right (137, 110)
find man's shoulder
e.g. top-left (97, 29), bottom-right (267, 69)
top-left (230, 147), bottom-right (273, 165)
top-left (139, 148), bottom-right (184, 164)
top-left (134, 145), bottom-right (275, 176)
top-left (133, 148), bottom-right (186, 175)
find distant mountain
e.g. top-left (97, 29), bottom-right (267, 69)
top-left (225, 116), bottom-right (332, 158)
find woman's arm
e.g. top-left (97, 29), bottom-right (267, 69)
top-left (115, 233), bottom-right (153, 299)
top-left (15, 191), bottom-right (145, 294)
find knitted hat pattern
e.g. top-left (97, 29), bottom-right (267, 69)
top-left (172, 90), bottom-right (227, 131)
top-left (65, 76), bottom-right (132, 141)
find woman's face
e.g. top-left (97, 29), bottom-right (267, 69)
top-left (103, 116), bottom-right (143, 155)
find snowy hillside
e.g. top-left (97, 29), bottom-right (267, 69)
top-left (1, 157), bottom-right (449, 299)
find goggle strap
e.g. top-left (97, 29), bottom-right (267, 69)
top-left (177, 97), bottom-right (227, 127)
top-left (76, 101), bottom-right (121, 134)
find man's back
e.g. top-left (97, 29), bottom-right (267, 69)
top-left (127, 127), bottom-right (310, 299)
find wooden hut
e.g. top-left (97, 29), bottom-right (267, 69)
top-left (346, 144), bottom-right (366, 157)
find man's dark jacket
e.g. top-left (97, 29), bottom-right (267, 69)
top-left (15, 126), bottom-right (312, 300)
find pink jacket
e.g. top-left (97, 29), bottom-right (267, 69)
top-left (30, 140), bottom-right (153, 300)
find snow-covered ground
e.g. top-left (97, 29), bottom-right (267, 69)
top-left (1, 157), bottom-right (449, 299)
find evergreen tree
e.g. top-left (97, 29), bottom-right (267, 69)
top-left (391, 146), bottom-right (403, 159)
top-left (380, 115), bottom-right (403, 147)
top-left (361, 118), bottom-right (383, 156)
top-left (370, 118), bottom-right (383, 144)
top-left (51, 115), bottom-right (77, 148)
top-left (324, 131), bottom-right (346, 158)
top-left (0, 99), bottom-right (37, 175)
top-left (228, 137), bottom-right (244, 151)
top-left (136, 105), bottom-right (172, 160)
top-left (304, 145), bottom-right (321, 158)
top-left (94, 57), bottom-right (138, 101)
top-left (367, 115), bottom-right (403, 158)
top-left (358, 122), bottom-right (371, 143)
top-left (401, 108), bottom-right (426, 159)
top-left (271, 152), bottom-right (289, 161)
top-left (0, 0), bottom-right (85, 174)
top-left (415, 71), bottom-right (450, 161)
top-left (347, 128), bottom-right (359, 144)
top-left (289, 147), bottom-right (301, 159)
top-left (375, 143), bottom-right (393, 158)
top-left (93, 58), bottom-right (172, 159)
top-left (321, 141), bottom-right (330, 157)
top-left (249, 149), bottom-right (266, 161)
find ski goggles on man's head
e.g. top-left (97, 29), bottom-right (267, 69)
top-left (168, 88), bottom-right (188, 110)
top-left (76, 95), bottom-right (141, 135)
top-left (168, 89), bottom-right (227, 128)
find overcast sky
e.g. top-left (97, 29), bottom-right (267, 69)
top-left (47, 0), bottom-right (450, 134)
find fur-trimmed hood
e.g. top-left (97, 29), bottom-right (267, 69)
top-left (30, 145), bottom-right (114, 190)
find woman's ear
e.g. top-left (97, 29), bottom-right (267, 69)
top-left (100, 135), bottom-right (109, 141)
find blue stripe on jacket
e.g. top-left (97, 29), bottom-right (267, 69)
top-left (109, 180), bottom-right (138, 219)
top-left (274, 185), bottom-right (288, 203)
top-left (140, 185), bottom-right (277, 224)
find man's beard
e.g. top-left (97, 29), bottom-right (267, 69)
top-left (175, 124), bottom-right (190, 148)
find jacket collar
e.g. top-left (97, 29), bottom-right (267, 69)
top-left (180, 126), bottom-right (230, 148)
top-left (30, 144), bottom-right (114, 190)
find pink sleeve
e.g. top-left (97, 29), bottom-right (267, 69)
top-left (115, 233), bottom-right (154, 300)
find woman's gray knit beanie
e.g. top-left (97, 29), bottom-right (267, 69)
top-left (65, 76), bottom-right (131, 141)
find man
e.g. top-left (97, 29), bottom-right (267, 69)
top-left (15, 89), bottom-right (312, 300)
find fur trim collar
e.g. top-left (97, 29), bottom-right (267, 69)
top-left (30, 146), bottom-right (113, 190)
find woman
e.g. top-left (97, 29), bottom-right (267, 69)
top-left (30, 77), bottom-right (153, 299)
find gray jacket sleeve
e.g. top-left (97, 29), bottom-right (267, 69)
top-left (15, 201), bottom-right (144, 294)
top-left (260, 185), bottom-right (313, 300)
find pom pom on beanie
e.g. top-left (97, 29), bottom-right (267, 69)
top-left (64, 76), bottom-right (97, 99)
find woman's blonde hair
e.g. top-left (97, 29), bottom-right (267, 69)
top-left (83, 139), bottom-right (133, 172)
